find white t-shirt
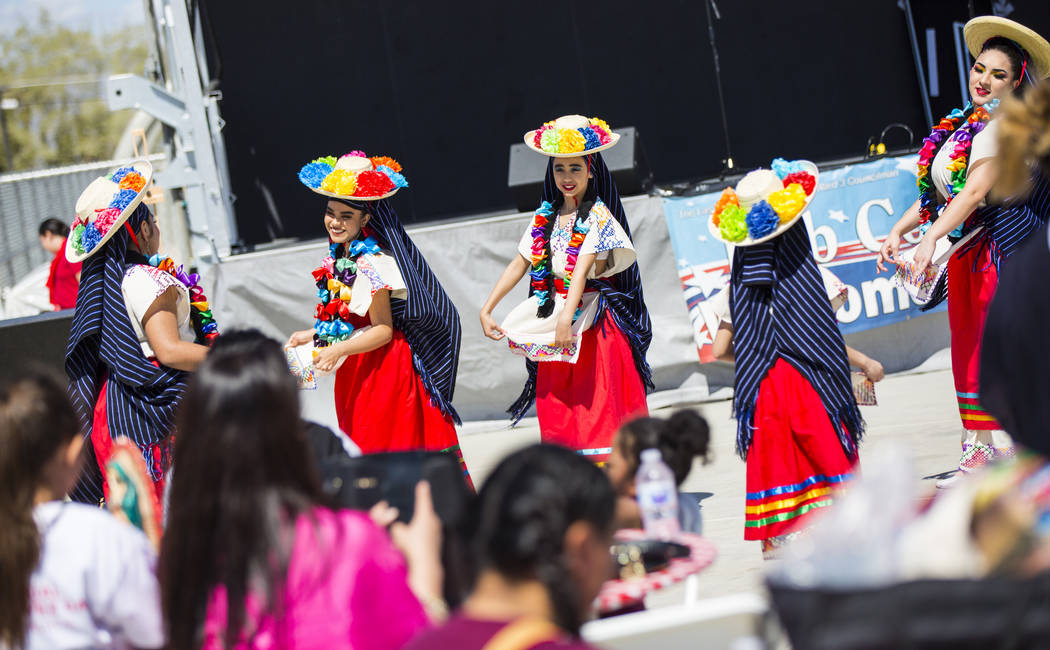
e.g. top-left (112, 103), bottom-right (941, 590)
top-left (931, 118), bottom-right (998, 202)
top-left (121, 264), bottom-right (195, 357)
top-left (24, 501), bottom-right (164, 650)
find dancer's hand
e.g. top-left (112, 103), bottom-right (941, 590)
top-left (875, 231), bottom-right (901, 273)
top-left (313, 343), bottom-right (348, 374)
top-left (553, 315), bottom-right (573, 350)
top-left (862, 359), bottom-right (885, 383)
top-left (911, 236), bottom-right (936, 277)
top-left (480, 310), bottom-right (505, 341)
top-left (286, 329), bottom-right (314, 348)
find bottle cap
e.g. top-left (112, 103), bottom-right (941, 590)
top-left (640, 448), bottom-right (662, 463)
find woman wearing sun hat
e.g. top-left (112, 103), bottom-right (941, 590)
top-left (288, 151), bottom-right (472, 486)
top-left (479, 115), bottom-right (653, 465)
top-left (876, 16), bottom-right (1050, 487)
top-left (64, 160), bottom-right (220, 506)
top-left (707, 160), bottom-right (863, 557)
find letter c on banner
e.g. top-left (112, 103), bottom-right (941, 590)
top-left (856, 198), bottom-right (894, 253)
top-left (803, 211), bottom-right (838, 263)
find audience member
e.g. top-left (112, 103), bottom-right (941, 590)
top-left (160, 330), bottom-right (442, 649)
top-left (0, 370), bottom-right (162, 649)
top-left (605, 409), bottom-right (711, 533)
top-left (406, 444), bottom-right (614, 649)
top-left (38, 217), bottom-right (81, 310)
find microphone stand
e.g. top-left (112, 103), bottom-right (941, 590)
top-left (705, 0), bottom-right (734, 179)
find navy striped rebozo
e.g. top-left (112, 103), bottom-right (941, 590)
top-left (730, 221), bottom-right (863, 460)
top-left (923, 170), bottom-right (1050, 310)
top-left (337, 198), bottom-right (463, 423)
top-left (508, 153), bottom-right (654, 422)
top-left (65, 204), bottom-right (187, 503)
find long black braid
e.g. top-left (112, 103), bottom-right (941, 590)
top-left (535, 165), bottom-right (598, 319)
top-left (469, 444), bottom-right (615, 636)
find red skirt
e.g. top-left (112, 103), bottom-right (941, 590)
top-left (334, 326), bottom-right (472, 487)
top-left (535, 315), bottom-right (648, 464)
top-left (744, 359), bottom-right (856, 541)
top-left (947, 243), bottom-right (1002, 431)
top-left (90, 376), bottom-right (171, 504)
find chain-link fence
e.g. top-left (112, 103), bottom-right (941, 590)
top-left (0, 157), bottom-right (171, 289)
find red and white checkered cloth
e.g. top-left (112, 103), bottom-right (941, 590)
top-left (596, 529), bottom-right (717, 613)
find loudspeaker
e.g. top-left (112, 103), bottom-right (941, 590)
top-left (0, 310), bottom-right (73, 384)
top-left (507, 126), bottom-right (653, 213)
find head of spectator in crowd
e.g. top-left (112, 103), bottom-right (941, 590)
top-left (605, 409), bottom-right (711, 497)
top-left (160, 329), bottom-right (321, 649)
top-left (996, 79), bottom-right (1050, 199)
top-left (467, 444), bottom-right (615, 636)
top-left (38, 217), bottom-right (70, 255)
top-left (0, 370), bottom-right (83, 648)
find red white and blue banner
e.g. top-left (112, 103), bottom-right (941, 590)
top-left (663, 154), bottom-right (941, 363)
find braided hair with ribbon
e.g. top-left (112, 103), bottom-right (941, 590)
top-left (509, 153), bottom-right (653, 422)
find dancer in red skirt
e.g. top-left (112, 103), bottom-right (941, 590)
top-left (287, 151), bottom-right (472, 486)
top-left (877, 17), bottom-right (1050, 486)
top-left (707, 160), bottom-right (865, 557)
top-left (480, 115), bottom-right (653, 464)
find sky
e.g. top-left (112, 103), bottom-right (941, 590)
top-left (0, 0), bottom-right (146, 35)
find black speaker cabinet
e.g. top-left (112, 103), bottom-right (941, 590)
top-left (507, 126), bottom-right (652, 213)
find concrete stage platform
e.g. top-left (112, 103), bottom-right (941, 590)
top-left (456, 365), bottom-right (964, 607)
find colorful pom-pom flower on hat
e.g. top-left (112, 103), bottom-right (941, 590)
top-left (745, 201), bottom-right (780, 239)
top-left (355, 170), bottom-right (396, 197)
top-left (782, 171), bottom-right (815, 195)
top-left (718, 205), bottom-right (748, 242)
top-left (557, 129), bottom-right (586, 153)
top-left (767, 183), bottom-right (807, 223)
top-left (711, 187), bottom-right (740, 226)
top-left (321, 169), bottom-right (356, 194)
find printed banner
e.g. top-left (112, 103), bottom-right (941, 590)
top-left (663, 155), bottom-right (942, 363)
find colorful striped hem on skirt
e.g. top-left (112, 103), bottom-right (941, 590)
top-left (744, 472), bottom-right (851, 537)
top-left (956, 391), bottom-right (1002, 431)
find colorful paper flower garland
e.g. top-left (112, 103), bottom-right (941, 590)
top-left (311, 233), bottom-right (383, 347)
top-left (711, 159), bottom-right (816, 242)
top-left (916, 101), bottom-right (995, 235)
top-left (533, 117), bottom-right (614, 155)
top-left (70, 166), bottom-right (147, 255)
top-left (528, 201), bottom-right (591, 317)
top-left (298, 152), bottom-right (408, 198)
top-left (146, 254), bottom-right (219, 345)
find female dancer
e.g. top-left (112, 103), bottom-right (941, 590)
top-left (707, 160), bottom-right (864, 557)
top-left (161, 330), bottom-right (441, 648)
top-left (65, 161), bottom-right (219, 505)
top-left (480, 115), bottom-right (652, 464)
top-left (877, 16), bottom-right (1050, 485)
top-left (288, 152), bottom-right (471, 485)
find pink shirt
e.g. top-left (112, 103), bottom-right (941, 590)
top-left (203, 507), bottom-right (428, 649)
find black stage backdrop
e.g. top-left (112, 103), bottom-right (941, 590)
top-left (197, 0), bottom-right (1048, 245)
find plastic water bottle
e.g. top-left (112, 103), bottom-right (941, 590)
top-left (636, 448), bottom-right (681, 539)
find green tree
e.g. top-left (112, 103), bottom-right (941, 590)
top-left (0, 10), bottom-right (149, 172)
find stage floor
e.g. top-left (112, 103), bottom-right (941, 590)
top-left (457, 366), bottom-right (965, 607)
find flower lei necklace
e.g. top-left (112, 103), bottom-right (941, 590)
top-left (311, 230), bottom-right (383, 347)
top-left (916, 99), bottom-right (997, 234)
top-left (528, 201), bottom-right (591, 314)
top-left (146, 254), bottom-right (219, 345)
